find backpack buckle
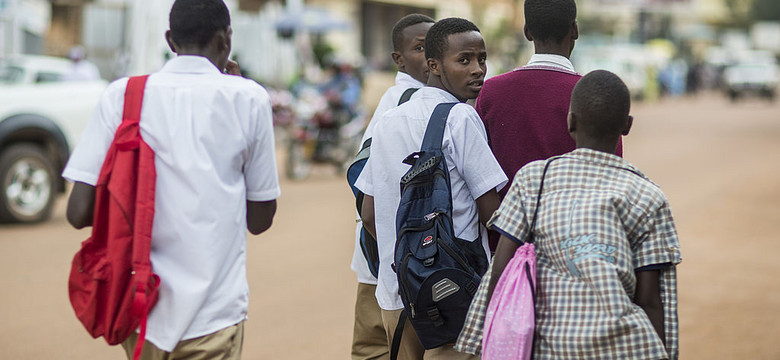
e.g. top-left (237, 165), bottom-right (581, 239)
top-left (427, 306), bottom-right (444, 327)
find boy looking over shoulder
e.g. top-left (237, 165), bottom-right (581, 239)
top-left (350, 13), bottom-right (434, 360)
top-left (489, 70), bottom-right (681, 360)
top-left (356, 18), bottom-right (507, 359)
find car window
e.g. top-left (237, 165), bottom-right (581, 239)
top-left (0, 66), bottom-right (25, 83)
top-left (35, 72), bottom-right (63, 83)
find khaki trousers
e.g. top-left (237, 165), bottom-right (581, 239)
top-left (380, 309), bottom-right (480, 360)
top-left (121, 321), bottom-right (244, 360)
top-left (352, 283), bottom-right (390, 360)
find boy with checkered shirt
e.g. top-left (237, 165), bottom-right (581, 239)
top-left (482, 70), bottom-right (681, 359)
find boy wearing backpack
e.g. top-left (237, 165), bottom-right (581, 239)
top-left (488, 70), bottom-right (681, 359)
top-left (349, 13), bottom-right (434, 360)
top-left (63, 0), bottom-right (279, 358)
top-left (356, 18), bottom-right (507, 359)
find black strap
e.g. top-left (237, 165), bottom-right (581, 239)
top-left (420, 103), bottom-right (457, 151)
top-left (397, 88), bottom-right (419, 106)
top-left (525, 158), bottom-right (557, 244)
top-left (389, 309), bottom-right (407, 360)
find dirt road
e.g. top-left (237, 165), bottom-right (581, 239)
top-left (1, 93), bottom-right (779, 359)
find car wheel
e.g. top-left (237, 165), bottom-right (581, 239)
top-left (0, 144), bottom-right (56, 223)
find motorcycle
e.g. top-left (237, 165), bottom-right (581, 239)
top-left (274, 85), bottom-right (365, 180)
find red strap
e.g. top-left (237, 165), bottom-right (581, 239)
top-left (121, 75), bottom-right (155, 360)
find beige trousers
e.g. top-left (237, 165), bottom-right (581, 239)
top-left (352, 283), bottom-right (390, 360)
top-left (380, 308), bottom-right (480, 360)
top-left (121, 321), bottom-right (244, 360)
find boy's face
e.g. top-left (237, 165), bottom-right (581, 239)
top-left (394, 22), bottom-right (433, 84)
top-left (430, 31), bottom-right (487, 102)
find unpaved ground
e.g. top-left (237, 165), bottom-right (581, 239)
top-left (1, 92), bottom-right (779, 359)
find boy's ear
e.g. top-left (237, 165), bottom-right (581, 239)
top-left (165, 30), bottom-right (178, 53)
top-left (567, 111), bottom-right (577, 134)
top-left (523, 25), bottom-right (533, 42)
top-left (621, 115), bottom-right (633, 136)
top-left (428, 58), bottom-right (441, 76)
top-left (571, 21), bottom-right (579, 41)
top-left (391, 51), bottom-right (404, 69)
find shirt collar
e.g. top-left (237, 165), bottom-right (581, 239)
top-left (160, 55), bottom-right (223, 75)
top-left (416, 86), bottom-right (460, 103)
top-left (527, 54), bottom-right (575, 72)
top-left (395, 71), bottom-right (426, 88)
top-left (564, 148), bottom-right (647, 178)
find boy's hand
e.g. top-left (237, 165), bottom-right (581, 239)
top-left (225, 60), bottom-right (241, 76)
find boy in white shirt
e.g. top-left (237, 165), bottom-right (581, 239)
top-left (356, 17), bottom-right (507, 359)
top-left (350, 13), bottom-right (434, 360)
top-left (63, 0), bottom-right (279, 358)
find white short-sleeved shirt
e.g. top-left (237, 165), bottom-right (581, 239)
top-left (354, 86), bottom-right (508, 310)
top-left (351, 72), bottom-right (425, 285)
top-left (62, 55), bottom-right (281, 351)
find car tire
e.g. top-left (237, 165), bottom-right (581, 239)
top-left (0, 144), bottom-right (56, 223)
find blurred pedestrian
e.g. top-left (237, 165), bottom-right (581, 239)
top-left (63, 0), bottom-right (279, 358)
top-left (487, 70), bottom-right (681, 359)
top-left (348, 13), bottom-right (434, 360)
top-left (63, 45), bottom-right (101, 81)
top-left (356, 18), bottom-right (507, 359)
top-left (473, 0), bottom-right (623, 251)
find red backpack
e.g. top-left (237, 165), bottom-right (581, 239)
top-left (68, 75), bottom-right (159, 360)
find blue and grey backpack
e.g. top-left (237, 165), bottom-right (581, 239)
top-left (391, 103), bottom-right (489, 356)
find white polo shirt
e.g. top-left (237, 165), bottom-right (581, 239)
top-left (63, 55), bottom-right (281, 351)
top-left (355, 86), bottom-right (507, 310)
top-left (352, 72), bottom-right (425, 285)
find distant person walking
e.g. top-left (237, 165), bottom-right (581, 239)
top-left (63, 45), bottom-right (101, 81)
top-left (63, 0), bottom-right (279, 358)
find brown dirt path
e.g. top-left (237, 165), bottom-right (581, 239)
top-left (1, 92), bottom-right (778, 359)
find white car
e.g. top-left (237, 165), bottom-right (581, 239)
top-left (0, 55), bottom-right (106, 223)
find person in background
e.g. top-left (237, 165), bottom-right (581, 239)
top-left (63, 45), bottom-right (101, 81)
top-left (349, 13), bottom-right (434, 360)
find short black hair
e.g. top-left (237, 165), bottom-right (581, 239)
top-left (571, 70), bottom-right (631, 139)
top-left (169, 0), bottom-right (230, 48)
top-left (425, 18), bottom-right (480, 61)
top-left (392, 14), bottom-right (435, 51)
top-left (524, 0), bottom-right (577, 43)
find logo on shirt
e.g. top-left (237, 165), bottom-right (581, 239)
top-left (561, 200), bottom-right (617, 277)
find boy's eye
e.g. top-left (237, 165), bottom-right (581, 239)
top-left (415, 45), bottom-right (424, 52)
top-left (478, 57), bottom-right (487, 65)
top-left (459, 58), bottom-right (470, 65)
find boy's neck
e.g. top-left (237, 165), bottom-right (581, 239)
top-left (575, 138), bottom-right (620, 155)
top-left (533, 41), bottom-right (572, 59)
top-left (426, 77), bottom-right (466, 103)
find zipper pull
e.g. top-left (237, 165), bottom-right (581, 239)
top-left (424, 211), bottom-right (439, 221)
top-left (410, 303), bottom-right (416, 318)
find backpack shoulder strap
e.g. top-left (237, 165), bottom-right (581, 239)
top-left (397, 87), bottom-right (419, 106)
top-left (420, 102), bottom-right (458, 151)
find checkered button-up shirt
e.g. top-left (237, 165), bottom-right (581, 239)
top-left (457, 149), bottom-right (681, 360)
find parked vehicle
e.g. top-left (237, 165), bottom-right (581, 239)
top-left (723, 61), bottom-right (779, 102)
top-left (0, 55), bottom-right (106, 223)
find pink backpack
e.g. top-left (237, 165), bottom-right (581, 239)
top-left (482, 158), bottom-right (556, 360)
top-left (482, 243), bottom-right (536, 360)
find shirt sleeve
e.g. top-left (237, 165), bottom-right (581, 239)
top-left (633, 201), bottom-right (682, 269)
top-left (244, 90), bottom-right (281, 201)
top-left (486, 173), bottom-right (529, 245)
top-left (447, 105), bottom-right (507, 198)
top-left (62, 79), bottom-right (127, 185)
